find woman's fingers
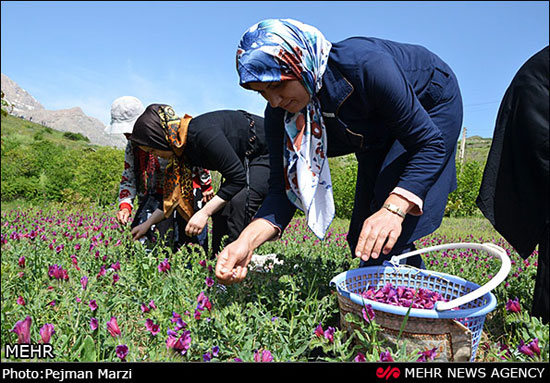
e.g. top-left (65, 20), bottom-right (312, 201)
top-left (355, 210), bottom-right (403, 261)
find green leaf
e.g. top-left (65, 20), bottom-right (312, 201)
top-left (78, 335), bottom-right (97, 362)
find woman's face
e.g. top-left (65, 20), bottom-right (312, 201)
top-left (247, 80), bottom-right (310, 113)
top-left (139, 146), bottom-right (174, 159)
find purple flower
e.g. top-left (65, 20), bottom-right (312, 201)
top-left (48, 264), bottom-right (68, 280)
top-left (18, 256), bottom-right (25, 268)
top-left (205, 277), bottom-right (214, 288)
top-left (149, 300), bottom-right (157, 310)
top-left (16, 296), bottom-right (25, 306)
top-left (116, 344), bottom-right (129, 361)
top-left (158, 258), bottom-right (171, 273)
top-left (39, 323), bottom-right (55, 343)
top-left (111, 261), bottom-right (121, 271)
top-left (145, 319), bottom-right (160, 336)
top-left (90, 318), bottom-right (98, 331)
top-left (80, 276), bottom-right (88, 290)
top-left (196, 291), bottom-right (212, 311)
top-left (518, 340), bottom-right (534, 357)
top-left (324, 327), bottom-right (335, 343)
top-left (416, 347), bottom-right (437, 362)
top-left (88, 299), bottom-right (98, 312)
top-left (203, 352), bottom-right (212, 362)
top-left (11, 316), bottom-right (32, 344)
top-left (505, 297), bottom-right (521, 313)
top-left (354, 352), bottom-right (366, 362)
top-left (314, 323), bottom-right (324, 337)
top-left (140, 303), bottom-right (150, 313)
top-left (106, 316), bottom-right (121, 337)
top-left (527, 338), bottom-right (541, 357)
top-left (254, 349), bottom-right (273, 362)
top-left (112, 273), bottom-right (119, 285)
top-left (212, 346), bottom-right (219, 358)
top-left (166, 330), bottom-right (191, 355)
top-left (362, 304), bottom-right (375, 322)
top-left (380, 350), bottom-right (394, 362)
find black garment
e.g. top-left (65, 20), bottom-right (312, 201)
top-left (211, 155), bottom-right (270, 255)
top-left (131, 193), bottom-right (179, 248)
top-left (185, 110), bottom-right (269, 201)
top-left (476, 46), bottom-right (549, 323)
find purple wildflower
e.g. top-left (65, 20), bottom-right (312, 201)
top-left (254, 349), bottom-right (273, 362)
top-left (106, 316), bottom-right (121, 337)
top-left (39, 323), bottom-right (55, 343)
top-left (88, 300), bottom-right (98, 312)
top-left (158, 258), bottom-right (171, 273)
top-left (354, 352), bottom-right (367, 362)
top-left (116, 344), bottom-right (129, 361)
top-left (505, 297), bottom-right (521, 313)
top-left (80, 276), bottom-right (88, 290)
top-left (11, 316), bottom-right (32, 344)
top-left (380, 350), bottom-right (394, 362)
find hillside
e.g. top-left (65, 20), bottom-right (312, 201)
top-left (1, 112), bottom-right (101, 151)
top-left (457, 135), bottom-right (493, 164)
top-left (1, 113), bottom-right (125, 205)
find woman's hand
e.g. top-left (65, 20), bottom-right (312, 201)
top-left (131, 222), bottom-right (151, 241)
top-left (185, 209), bottom-right (209, 237)
top-left (215, 239), bottom-right (254, 285)
top-left (215, 219), bottom-right (279, 285)
top-left (117, 208), bottom-right (131, 225)
top-left (355, 194), bottom-right (414, 262)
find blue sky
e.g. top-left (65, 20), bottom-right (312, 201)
top-left (1, 1), bottom-right (548, 138)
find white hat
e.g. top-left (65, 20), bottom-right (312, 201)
top-left (104, 96), bottom-right (145, 135)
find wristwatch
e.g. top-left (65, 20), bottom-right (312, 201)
top-left (382, 203), bottom-right (406, 218)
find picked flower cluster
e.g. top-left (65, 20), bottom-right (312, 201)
top-left (361, 282), bottom-right (449, 310)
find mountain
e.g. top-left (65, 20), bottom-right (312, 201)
top-left (1, 73), bottom-right (126, 149)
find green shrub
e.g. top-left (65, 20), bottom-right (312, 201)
top-left (63, 131), bottom-right (90, 142)
top-left (445, 160), bottom-right (484, 217)
top-left (330, 156), bottom-right (357, 220)
top-left (71, 147), bottom-right (124, 206)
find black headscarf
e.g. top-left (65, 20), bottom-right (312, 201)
top-left (129, 104), bottom-right (173, 151)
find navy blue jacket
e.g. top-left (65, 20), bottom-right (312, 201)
top-left (255, 37), bottom-right (462, 246)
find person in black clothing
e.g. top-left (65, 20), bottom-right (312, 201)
top-left (128, 104), bottom-right (270, 256)
top-left (476, 46), bottom-right (549, 324)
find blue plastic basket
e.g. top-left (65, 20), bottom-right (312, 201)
top-left (330, 243), bottom-right (511, 361)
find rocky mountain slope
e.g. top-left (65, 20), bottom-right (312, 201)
top-left (1, 73), bottom-right (126, 149)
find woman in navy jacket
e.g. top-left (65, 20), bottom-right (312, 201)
top-left (216, 19), bottom-right (462, 284)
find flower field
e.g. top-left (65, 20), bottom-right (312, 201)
top-left (1, 203), bottom-right (548, 362)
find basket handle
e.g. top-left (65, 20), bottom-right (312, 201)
top-left (389, 242), bottom-right (511, 311)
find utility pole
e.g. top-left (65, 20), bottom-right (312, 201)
top-left (459, 126), bottom-right (467, 165)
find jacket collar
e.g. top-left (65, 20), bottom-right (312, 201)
top-left (317, 58), bottom-right (354, 118)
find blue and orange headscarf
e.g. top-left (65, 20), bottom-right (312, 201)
top-left (236, 19), bottom-right (334, 239)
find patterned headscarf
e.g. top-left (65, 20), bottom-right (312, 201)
top-left (236, 18), bottom-right (334, 239)
top-left (130, 104), bottom-right (195, 221)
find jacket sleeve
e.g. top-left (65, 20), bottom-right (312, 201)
top-left (358, 52), bottom-right (447, 202)
top-left (253, 104), bottom-right (297, 235)
top-left (193, 126), bottom-right (246, 202)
